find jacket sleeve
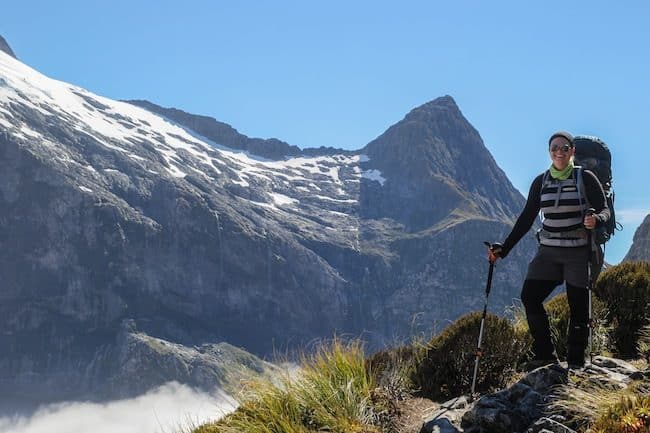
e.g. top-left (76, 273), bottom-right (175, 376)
top-left (501, 173), bottom-right (543, 258)
top-left (583, 170), bottom-right (611, 224)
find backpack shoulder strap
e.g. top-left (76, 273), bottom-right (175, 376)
top-left (576, 166), bottom-right (599, 252)
top-left (538, 170), bottom-right (551, 224)
top-left (539, 170), bottom-right (551, 193)
top-left (575, 166), bottom-right (588, 213)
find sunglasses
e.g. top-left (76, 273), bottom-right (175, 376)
top-left (550, 143), bottom-right (572, 152)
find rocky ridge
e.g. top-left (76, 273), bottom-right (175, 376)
top-left (624, 214), bottom-right (650, 262)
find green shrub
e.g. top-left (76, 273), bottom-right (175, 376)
top-left (412, 312), bottom-right (526, 400)
top-left (595, 261), bottom-right (650, 358)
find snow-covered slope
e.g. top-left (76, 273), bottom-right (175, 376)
top-left (0, 50), bottom-right (380, 213)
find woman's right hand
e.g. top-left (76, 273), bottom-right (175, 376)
top-left (487, 242), bottom-right (503, 262)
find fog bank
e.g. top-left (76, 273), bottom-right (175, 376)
top-left (0, 382), bottom-right (236, 433)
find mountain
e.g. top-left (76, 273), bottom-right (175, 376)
top-left (125, 99), bottom-right (304, 160)
top-left (624, 214), bottom-right (650, 262)
top-left (0, 38), bottom-right (537, 404)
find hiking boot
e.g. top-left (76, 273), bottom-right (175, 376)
top-left (568, 363), bottom-right (584, 371)
top-left (524, 357), bottom-right (559, 371)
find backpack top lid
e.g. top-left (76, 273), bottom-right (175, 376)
top-left (573, 135), bottom-right (612, 189)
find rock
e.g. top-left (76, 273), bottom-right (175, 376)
top-left (592, 355), bottom-right (644, 379)
top-left (624, 214), bottom-right (650, 262)
top-left (420, 417), bottom-right (460, 433)
top-left (520, 363), bottom-right (569, 392)
top-left (420, 396), bottom-right (471, 433)
top-left (460, 360), bottom-right (644, 433)
top-left (0, 34), bottom-right (16, 59)
top-left (525, 417), bottom-right (577, 433)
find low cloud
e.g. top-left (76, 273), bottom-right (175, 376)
top-left (0, 382), bottom-right (236, 433)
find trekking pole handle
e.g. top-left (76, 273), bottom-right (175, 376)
top-left (484, 241), bottom-right (499, 264)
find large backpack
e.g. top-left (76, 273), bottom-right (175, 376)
top-left (573, 135), bottom-right (618, 244)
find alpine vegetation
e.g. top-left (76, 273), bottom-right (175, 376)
top-left (193, 339), bottom-right (386, 433)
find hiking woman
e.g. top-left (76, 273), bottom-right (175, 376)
top-left (489, 131), bottom-right (610, 369)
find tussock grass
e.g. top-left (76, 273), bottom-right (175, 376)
top-left (551, 381), bottom-right (650, 433)
top-left (194, 338), bottom-right (385, 433)
top-left (589, 394), bottom-right (650, 433)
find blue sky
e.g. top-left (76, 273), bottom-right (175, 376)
top-left (2, 0), bottom-right (648, 263)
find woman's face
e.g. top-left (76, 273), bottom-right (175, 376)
top-left (549, 137), bottom-right (575, 170)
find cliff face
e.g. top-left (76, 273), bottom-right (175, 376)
top-left (0, 35), bottom-right (16, 59)
top-left (624, 214), bottom-right (650, 262)
top-left (0, 47), bottom-right (536, 403)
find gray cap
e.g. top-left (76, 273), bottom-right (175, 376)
top-left (548, 131), bottom-right (574, 146)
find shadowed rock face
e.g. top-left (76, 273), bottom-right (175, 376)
top-left (624, 214), bottom-right (650, 262)
top-left (0, 49), bottom-right (537, 403)
top-left (0, 35), bottom-right (16, 59)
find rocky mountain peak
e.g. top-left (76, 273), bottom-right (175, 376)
top-left (0, 35), bottom-right (17, 59)
top-left (407, 94), bottom-right (459, 116)
top-left (364, 95), bottom-right (487, 168)
top-left (360, 94), bottom-right (522, 230)
top-left (624, 214), bottom-right (650, 262)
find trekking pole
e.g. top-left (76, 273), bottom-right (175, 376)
top-left (470, 241), bottom-right (496, 401)
top-left (586, 208), bottom-right (595, 364)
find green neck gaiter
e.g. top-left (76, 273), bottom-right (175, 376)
top-left (550, 160), bottom-right (575, 180)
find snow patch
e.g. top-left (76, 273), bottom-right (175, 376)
top-left (232, 178), bottom-right (250, 187)
top-left (0, 117), bottom-right (12, 128)
top-left (0, 51), bottom-right (373, 207)
top-left (270, 192), bottom-right (299, 206)
top-left (361, 169), bottom-right (386, 185)
top-left (314, 195), bottom-right (357, 203)
top-left (20, 125), bottom-right (40, 138)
